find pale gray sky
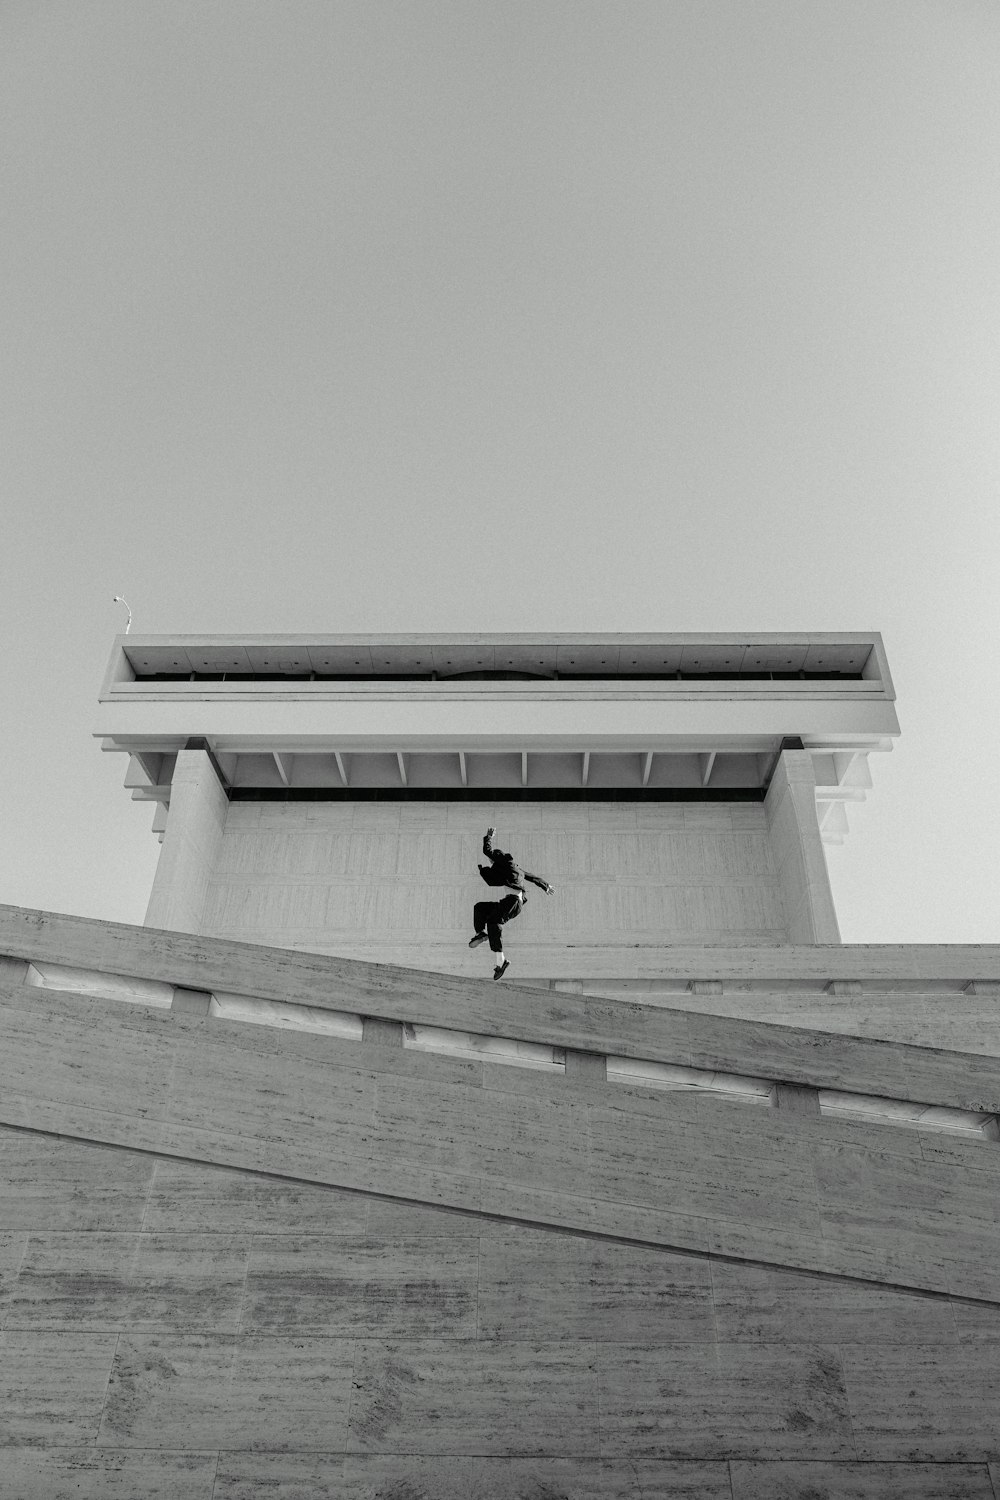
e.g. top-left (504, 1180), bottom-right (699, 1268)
top-left (2, 1), bottom-right (999, 941)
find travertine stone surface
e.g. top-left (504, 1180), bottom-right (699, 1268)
top-left (0, 1129), bottom-right (154, 1231)
top-left (0, 1449), bottom-right (219, 1500)
top-left (141, 1159), bottom-right (370, 1234)
top-left (213, 1453), bottom-right (478, 1500)
top-left (7, 1231), bottom-right (250, 1332)
top-left (842, 1344), bottom-right (1000, 1459)
top-left (0, 1231), bottom-right (27, 1329)
top-left (598, 1343), bottom-right (856, 1458)
top-left (0, 1330), bottom-right (118, 1444)
top-left (1, 1125), bottom-right (999, 1481)
top-left (709, 1262), bottom-right (960, 1345)
top-left (348, 1338), bottom-right (601, 1455)
top-left (242, 1235), bottom-right (478, 1336)
top-left (729, 1462), bottom-right (997, 1499)
top-left (202, 800), bottom-right (791, 958)
top-left (99, 1333), bottom-right (356, 1450)
top-left (3, 910), bottom-right (1000, 1490)
top-left (477, 1227), bottom-right (715, 1342)
top-left (3, 981), bottom-right (1000, 1299)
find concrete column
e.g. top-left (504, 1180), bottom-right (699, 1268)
top-left (145, 749), bottom-right (227, 934)
top-left (765, 749), bottom-right (840, 945)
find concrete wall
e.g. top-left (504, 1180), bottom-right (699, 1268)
top-left (2, 1131), bottom-right (998, 1498)
top-left (200, 798), bottom-right (792, 967)
top-left (2, 908), bottom-right (1000, 1496)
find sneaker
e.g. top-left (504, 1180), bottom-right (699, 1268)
top-left (468, 933), bottom-right (488, 948)
top-left (493, 960), bottom-right (510, 981)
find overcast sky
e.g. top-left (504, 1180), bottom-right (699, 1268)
top-left (2, 1), bottom-right (998, 943)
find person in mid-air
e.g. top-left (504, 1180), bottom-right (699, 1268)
top-left (469, 825), bottom-right (555, 980)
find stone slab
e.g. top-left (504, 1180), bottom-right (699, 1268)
top-left (2, 988), bottom-right (999, 1301)
top-left (0, 1330), bottom-right (119, 1444)
top-left (0, 1231), bottom-right (26, 1330)
top-left (98, 1334), bottom-right (356, 1450)
top-left (347, 1338), bottom-right (601, 1456)
top-left (0, 1126), bottom-right (154, 1231)
top-left (729, 1461), bottom-right (996, 1499)
top-left (8, 1232), bottom-right (250, 1332)
top-left (242, 1234), bottom-right (478, 1336)
top-left (0, 1448), bottom-right (219, 1499)
top-left (214, 1454), bottom-right (732, 1500)
top-left (6, 906), bottom-right (1000, 1110)
top-left (213, 1453), bottom-right (476, 1499)
top-left (842, 1344), bottom-right (1000, 1460)
top-left (141, 1159), bottom-right (370, 1235)
top-left (478, 1226), bottom-right (715, 1342)
top-left (710, 1261), bottom-right (959, 1345)
top-left (597, 1343), bottom-right (855, 1459)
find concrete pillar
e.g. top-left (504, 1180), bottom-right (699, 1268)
top-left (765, 750), bottom-right (840, 945)
top-left (145, 749), bottom-right (227, 934)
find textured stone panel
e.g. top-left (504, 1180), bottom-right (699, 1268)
top-left (364, 1199), bottom-right (481, 1238)
top-left (0, 1330), bottom-right (119, 1444)
top-left (710, 1262), bottom-right (959, 1345)
top-left (347, 1338), bottom-right (600, 1456)
top-left (0, 1231), bottom-right (26, 1330)
top-left (142, 1159), bottom-right (370, 1234)
top-left (0, 1127), bottom-right (154, 1231)
top-left (729, 1461), bottom-right (996, 1499)
top-left (478, 1227), bottom-right (715, 1342)
top-left (214, 1453), bottom-right (476, 1499)
top-left (201, 801), bottom-right (789, 963)
top-left (468, 1458), bottom-right (734, 1498)
top-left (0, 1448), bottom-right (219, 1499)
top-left (370, 1071), bottom-right (591, 1191)
top-left (8, 1232), bottom-right (250, 1332)
top-left (598, 1343), bottom-right (855, 1459)
top-left (842, 1345), bottom-right (1000, 1460)
top-left (588, 1104), bottom-right (822, 1235)
top-left (242, 1235), bottom-right (478, 1336)
top-left (98, 1334), bottom-right (355, 1450)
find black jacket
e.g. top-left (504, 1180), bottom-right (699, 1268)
top-left (478, 830), bottom-right (551, 894)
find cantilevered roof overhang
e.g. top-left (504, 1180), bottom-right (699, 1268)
top-left (97, 633), bottom-right (898, 837)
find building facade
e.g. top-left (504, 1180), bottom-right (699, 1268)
top-left (1, 631), bottom-right (999, 1498)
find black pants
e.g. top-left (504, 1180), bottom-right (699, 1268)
top-left (473, 894), bottom-right (522, 953)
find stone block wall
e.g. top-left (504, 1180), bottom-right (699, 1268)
top-left (4, 908), bottom-right (1000, 1495)
top-left (200, 798), bottom-right (792, 968)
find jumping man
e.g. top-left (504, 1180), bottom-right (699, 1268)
top-left (468, 826), bottom-right (555, 980)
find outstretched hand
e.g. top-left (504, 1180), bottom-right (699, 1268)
top-left (486, 825), bottom-right (496, 838)
top-left (545, 885), bottom-right (555, 896)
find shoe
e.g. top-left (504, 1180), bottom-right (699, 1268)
top-left (469, 933), bottom-right (487, 948)
top-left (493, 960), bottom-right (509, 981)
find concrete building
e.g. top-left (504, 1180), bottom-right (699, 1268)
top-left (1, 632), bottom-right (999, 1497)
top-left (100, 632), bottom-right (895, 961)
